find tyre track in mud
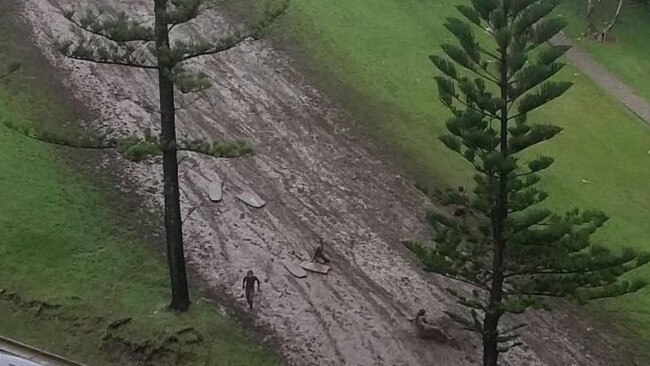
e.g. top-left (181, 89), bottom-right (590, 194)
top-left (18, 1), bottom-right (638, 365)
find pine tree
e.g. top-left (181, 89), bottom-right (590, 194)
top-left (56, 0), bottom-right (289, 312)
top-left (405, 1), bottom-right (648, 364)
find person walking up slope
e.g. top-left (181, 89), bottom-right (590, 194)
top-left (242, 270), bottom-right (261, 309)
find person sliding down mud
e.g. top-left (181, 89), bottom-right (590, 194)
top-left (409, 309), bottom-right (453, 343)
top-left (242, 270), bottom-right (260, 309)
top-left (312, 238), bottom-right (330, 264)
top-left (453, 186), bottom-right (468, 218)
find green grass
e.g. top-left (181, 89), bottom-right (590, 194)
top-left (0, 29), bottom-right (281, 366)
top-left (0, 100), bottom-right (282, 366)
top-left (265, 0), bottom-right (650, 341)
top-left (558, 0), bottom-right (650, 103)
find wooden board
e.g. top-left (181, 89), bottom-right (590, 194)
top-left (300, 261), bottom-right (330, 274)
top-left (208, 181), bottom-right (223, 202)
top-left (283, 261), bottom-right (307, 278)
top-left (236, 191), bottom-right (266, 208)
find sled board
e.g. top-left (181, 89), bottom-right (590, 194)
top-left (208, 181), bottom-right (223, 202)
top-left (283, 261), bottom-right (307, 278)
top-left (237, 191), bottom-right (266, 208)
top-left (300, 261), bottom-right (330, 274)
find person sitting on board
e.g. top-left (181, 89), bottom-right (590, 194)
top-left (242, 270), bottom-right (261, 309)
top-left (312, 238), bottom-right (330, 264)
top-left (453, 186), bottom-right (468, 218)
top-left (408, 309), bottom-right (453, 343)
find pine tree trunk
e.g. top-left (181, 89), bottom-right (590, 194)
top-left (483, 39), bottom-right (510, 366)
top-left (154, 0), bottom-right (190, 312)
top-left (483, 311), bottom-right (500, 366)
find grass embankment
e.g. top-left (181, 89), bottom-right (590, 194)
top-left (559, 0), bottom-right (650, 102)
top-left (0, 12), bottom-right (281, 366)
top-left (263, 0), bottom-right (650, 342)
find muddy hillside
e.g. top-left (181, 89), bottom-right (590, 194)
top-left (19, 1), bottom-right (629, 365)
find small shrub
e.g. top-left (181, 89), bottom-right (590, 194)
top-left (208, 140), bottom-right (253, 158)
top-left (179, 138), bottom-right (253, 158)
top-left (117, 136), bottom-right (160, 162)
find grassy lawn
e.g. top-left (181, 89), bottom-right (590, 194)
top-left (558, 0), bottom-right (650, 103)
top-left (0, 13), bottom-right (282, 366)
top-left (267, 0), bottom-right (650, 341)
top-left (0, 94), bottom-right (282, 366)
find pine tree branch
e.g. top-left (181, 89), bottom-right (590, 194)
top-left (174, 95), bottom-right (205, 111)
top-left (512, 171), bottom-right (536, 178)
top-left (466, 65), bottom-right (500, 85)
top-left (60, 7), bottom-right (155, 43)
top-left (3, 122), bottom-right (117, 150)
top-left (449, 92), bottom-right (499, 120)
top-left (64, 53), bottom-right (158, 69)
top-left (476, 45), bottom-right (499, 61)
top-left (504, 290), bottom-right (558, 297)
top-left (57, 39), bottom-right (157, 69)
top-left (499, 322), bottom-right (526, 335)
top-left (497, 341), bottom-right (524, 353)
top-left (504, 258), bottom-right (638, 279)
top-left (63, 14), bottom-right (155, 43)
top-left (177, 138), bottom-right (253, 158)
top-left (428, 271), bottom-right (490, 291)
top-left (177, 32), bottom-right (250, 63)
top-left (6, 120), bottom-right (252, 161)
top-left (175, 0), bottom-right (291, 64)
top-left (167, 0), bottom-right (226, 31)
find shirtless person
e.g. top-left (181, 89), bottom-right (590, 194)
top-left (312, 238), bottom-right (330, 264)
top-left (242, 270), bottom-right (260, 309)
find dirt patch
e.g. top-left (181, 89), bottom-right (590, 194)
top-left (0, 288), bottom-right (209, 366)
top-left (16, 0), bottom-right (645, 365)
top-left (101, 322), bottom-right (204, 366)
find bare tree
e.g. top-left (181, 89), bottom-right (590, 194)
top-left (585, 0), bottom-right (624, 42)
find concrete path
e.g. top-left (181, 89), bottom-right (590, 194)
top-left (0, 337), bottom-right (84, 366)
top-left (0, 351), bottom-right (45, 366)
top-left (552, 32), bottom-right (650, 125)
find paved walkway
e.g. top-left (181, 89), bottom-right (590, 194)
top-left (0, 336), bottom-right (84, 366)
top-left (551, 32), bottom-right (650, 125)
top-left (1, 351), bottom-right (45, 366)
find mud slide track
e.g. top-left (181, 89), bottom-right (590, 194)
top-left (17, 1), bottom-right (637, 365)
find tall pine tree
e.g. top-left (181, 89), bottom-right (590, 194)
top-left (57, 0), bottom-right (289, 312)
top-left (406, 0), bottom-right (648, 364)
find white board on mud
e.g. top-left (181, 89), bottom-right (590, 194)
top-left (237, 191), bottom-right (265, 208)
top-left (300, 261), bottom-right (330, 274)
top-left (208, 181), bottom-right (223, 202)
top-left (283, 261), bottom-right (307, 278)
